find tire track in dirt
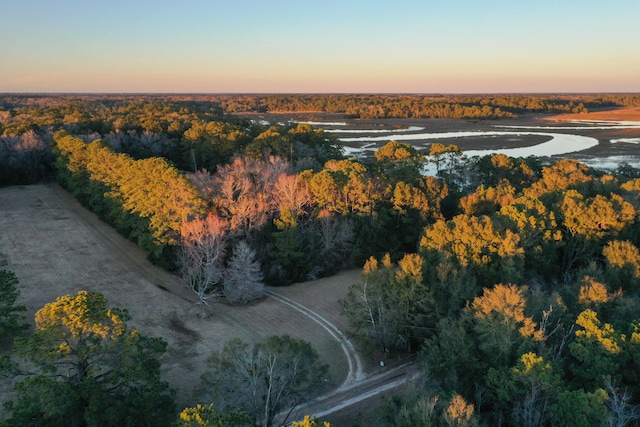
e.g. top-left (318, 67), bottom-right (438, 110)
top-left (266, 288), bottom-right (419, 425)
top-left (305, 361), bottom-right (418, 421)
top-left (266, 290), bottom-right (364, 390)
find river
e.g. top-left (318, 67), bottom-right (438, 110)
top-left (300, 119), bottom-right (640, 170)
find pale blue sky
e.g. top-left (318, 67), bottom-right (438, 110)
top-left (1, 0), bottom-right (639, 93)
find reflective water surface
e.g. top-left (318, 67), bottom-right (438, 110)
top-left (305, 119), bottom-right (640, 170)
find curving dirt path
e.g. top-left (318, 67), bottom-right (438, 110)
top-left (266, 289), bottom-right (417, 426)
top-left (290, 360), bottom-right (418, 425)
top-left (266, 289), bottom-right (364, 389)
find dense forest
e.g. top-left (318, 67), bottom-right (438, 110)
top-left (1, 94), bottom-right (640, 425)
top-left (218, 93), bottom-right (640, 119)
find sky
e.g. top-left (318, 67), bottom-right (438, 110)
top-left (1, 0), bottom-right (639, 93)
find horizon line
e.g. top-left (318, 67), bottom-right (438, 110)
top-left (2, 91), bottom-right (640, 97)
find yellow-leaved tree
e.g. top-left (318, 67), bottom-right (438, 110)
top-left (471, 284), bottom-right (543, 365)
top-left (6, 291), bottom-right (174, 426)
top-left (175, 403), bottom-right (252, 427)
top-left (420, 214), bottom-right (524, 287)
top-left (291, 415), bottom-right (331, 427)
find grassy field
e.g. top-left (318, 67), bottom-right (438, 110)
top-left (0, 183), bottom-right (355, 412)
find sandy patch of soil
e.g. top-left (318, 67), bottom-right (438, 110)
top-left (548, 106), bottom-right (640, 122)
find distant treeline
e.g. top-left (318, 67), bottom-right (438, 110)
top-left (2, 94), bottom-right (640, 126)
top-left (2, 94), bottom-right (640, 282)
top-left (219, 93), bottom-right (640, 119)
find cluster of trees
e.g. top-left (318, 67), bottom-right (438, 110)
top-left (0, 272), bottom-right (176, 426)
top-left (3, 93), bottom-right (640, 188)
top-left (49, 119), bottom-right (455, 290)
top-left (217, 94), bottom-right (640, 119)
top-left (341, 156), bottom-right (640, 425)
top-left (0, 282), bottom-right (326, 426)
top-left (0, 95), bottom-right (225, 137)
top-left (0, 130), bottom-right (52, 185)
top-left (2, 290), bottom-right (175, 426)
top-left (178, 143), bottom-right (448, 289)
top-left (196, 335), bottom-right (329, 427)
top-left (0, 95), bottom-right (347, 188)
top-left (52, 131), bottom-right (207, 266)
top-left (0, 96), bottom-right (222, 186)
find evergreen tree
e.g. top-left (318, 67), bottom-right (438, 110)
top-left (4, 291), bottom-right (174, 426)
top-left (224, 240), bottom-right (264, 304)
top-left (0, 270), bottom-right (27, 342)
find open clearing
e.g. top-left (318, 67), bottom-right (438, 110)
top-left (0, 183), bottom-right (356, 411)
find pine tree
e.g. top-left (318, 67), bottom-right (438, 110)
top-left (0, 269), bottom-right (27, 342)
top-left (6, 291), bottom-right (174, 426)
top-left (223, 240), bottom-right (264, 304)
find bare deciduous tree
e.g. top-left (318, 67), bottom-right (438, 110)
top-left (605, 377), bottom-right (640, 427)
top-left (0, 131), bottom-right (52, 182)
top-left (179, 214), bottom-right (228, 316)
top-left (212, 156), bottom-right (289, 238)
top-left (315, 215), bottom-right (354, 266)
top-left (198, 335), bottom-right (329, 427)
top-left (187, 169), bottom-right (217, 201)
top-left (273, 173), bottom-right (311, 218)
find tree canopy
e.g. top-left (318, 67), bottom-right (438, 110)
top-left (4, 291), bottom-right (174, 427)
top-left (197, 335), bottom-right (329, 427)
top-left (3, 93), bottom-right (640, 425)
